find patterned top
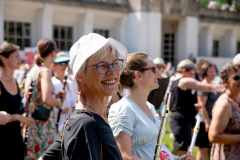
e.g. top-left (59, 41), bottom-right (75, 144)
top-left (108, 97), bottom-right (175, 160)
top-left (24, 65), bottom-right (57, 159)
top-left (210, 100), bottom-right (240, 160)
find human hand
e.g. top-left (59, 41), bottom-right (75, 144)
top-left (194, 103), bottom-right (202, 111)
top-left (56, 91), bottom-right (66, 100)
top-left (24, 102), bottom-right (35, 113)
top-left (179, 152), bottom-right (195, 160)
top-left (22, 116), bottom-right (36, 128)
top-left (205, 122), bottom-right (210, 132)
top-left (0, 111), bottom-right (10, 125)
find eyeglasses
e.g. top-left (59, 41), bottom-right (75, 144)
top-left (232, 75), bottom-right (240, 81)
top-left (140, 67), bottom-right (157, 74)
top-left (57, 62), bottom-right (68, 66)
top-left (156, 66), bottom-right (163, 69)
top-left (86, 59), bottom-right (124, 74)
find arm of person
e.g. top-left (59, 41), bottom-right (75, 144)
top-left (197, 94), bottom-right (210, 132)
top-left (208, 98), bottom-right (240, 144)
top-left (7, 114), bottom-right (35, 127)
top-left (40, 138), bottom-right (62, 160)
top-left (116, 132), bottom-right (144, 160)
top-left (40, 68), bottom-right (62, 109)
top-left (179, 78), bottom-right (225, 92)
top-left (0, 111), bottom-right (10, 125)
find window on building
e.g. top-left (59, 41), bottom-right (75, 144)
top-left (237, 41), bottom-right (240, 54)
top-left (163, 33), bottom-right (175, 64)
top-left (4, 21), bottom-right (31, 49)
top-left (213, 40), bottom-right (219, 57)
top-left (53, 25), bottom-right (73, 51)
top-left (93, 29), bottom-right (109, 38)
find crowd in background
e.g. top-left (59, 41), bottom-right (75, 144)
top-left (0, 32), bottom-right (240, 160)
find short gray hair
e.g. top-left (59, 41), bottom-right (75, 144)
top-left (176, 59), bottom-right (196, 72)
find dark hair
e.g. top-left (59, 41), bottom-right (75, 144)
top-left (220, 62), bottom-right (239, 83)
top-left (0, 43), bottom-right (19, 67)
top-left (200, 62), bottom-right (217, 78)
top-left (37, 38), bottom-right (57, 59)
top-left (120, 52), bottom-right (148, 88)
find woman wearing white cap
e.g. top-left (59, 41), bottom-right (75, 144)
top-left (40, 33), bottom-right (127, 160)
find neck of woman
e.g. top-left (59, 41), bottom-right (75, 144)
top-left (76, 92), bottom-right (109, 122)
top-left (54, 73), bottom-right (64, 82)
top-left (127, 86), bottom-right (149, 107)
top-left (1, 68), bottom-right (15, 82)
top-left (226, 89), bottom-right (240, 103)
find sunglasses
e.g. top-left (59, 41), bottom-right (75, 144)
top-left (140, 67), bottom-right (157, 74)
top-left (57, 62), bottom-right (68, 66)
top-left (232, 75), bottom-right (240, 81)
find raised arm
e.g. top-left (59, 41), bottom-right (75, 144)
top-left (179, 78), bottom-right (225, 93)
top-left (208, 97), bottom-right (240, 144)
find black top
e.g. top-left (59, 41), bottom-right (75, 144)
top-left (0, 80), bottom-right (24, 160)
top-left (147, 77), bottom-right (170, 109)
top-left (170, 79), bottom-right (197, 122)
top-left (42, 108), bottom-right (123, 160)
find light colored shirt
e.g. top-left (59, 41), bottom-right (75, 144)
top-left (108, 97), bottom-right (174, 160)
top-left (52, 76), bottom-right (77, 134)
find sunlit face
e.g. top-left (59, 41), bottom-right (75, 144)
top-left (140, 57), bottom-right (159, 91)
top-left (79, 53), bottom-right (121, 97)
top-left (226, 69), bottom-right (240, 93)
top-left (5, 51), bottom-right (21, 69)
top-left (53, 62), bottom-right (69, 75)
top-left (206, 66), bottom-right (217, 81)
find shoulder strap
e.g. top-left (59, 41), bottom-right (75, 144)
top-left (60, 112), bottom-right (103, 160)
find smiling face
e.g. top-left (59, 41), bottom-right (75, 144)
top-left (77, 53), bottom-right (121, 97)
top-left (226, 68), bottom-right (240, 94)
top-left (139, 57), bottom-right (159, 91)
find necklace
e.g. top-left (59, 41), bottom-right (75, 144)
top-left (226, 93), bottom-right (240, 104)
top-left (2, 74), bottom-right (14, 83)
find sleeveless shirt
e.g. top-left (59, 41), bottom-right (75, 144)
top-left (170, 79), bottom-right (197, 122)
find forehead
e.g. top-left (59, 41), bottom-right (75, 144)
top-left (87, 54), bottom-right (118, 65)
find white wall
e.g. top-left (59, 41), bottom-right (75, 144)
top-left (177, 16), bottom-right (199, 63)
top-left (198, 26), bottom-right (213, 57)
top-left (0, 0), bottom-right (4, 45)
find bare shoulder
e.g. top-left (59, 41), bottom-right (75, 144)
top-left (212, 94), bottom-right (231, 117)
top-left (40, 67), bottom-right (52, 77)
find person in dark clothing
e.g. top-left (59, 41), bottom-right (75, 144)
top-left (0, 43), bottom-right (35, 160)
top-left (39, 33), bottom-right (127, 160)
top-left (169, 59), bottom-right (225, 156)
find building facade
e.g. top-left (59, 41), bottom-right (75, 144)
top-left (0, 0), bottom-right (240, 68)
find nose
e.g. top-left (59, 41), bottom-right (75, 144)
top-left (106, 64), bottom-right (116, 74)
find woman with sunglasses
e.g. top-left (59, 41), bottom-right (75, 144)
top-left (39, 33), bottom-right (127, 160)
top-left (209, 62), bottom-right (240, 160)
top-left (51, 52), bottom-right (77, 134)
top-left (108, 52), bottom-right (194, 160)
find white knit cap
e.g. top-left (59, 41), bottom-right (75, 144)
top-left (69, 33), bottom-right (128, 94)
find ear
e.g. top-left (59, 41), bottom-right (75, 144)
top-left (182, 68), bottom-right (186, 73)
top-left (1, 57), bottom-right (8, 66)
top-left (76, 72), bottom-right (85, 84)
top-left (134, 71), bottom-right (142, 81)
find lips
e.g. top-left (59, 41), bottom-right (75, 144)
top-left (102, 79), bottom-right (116, 84)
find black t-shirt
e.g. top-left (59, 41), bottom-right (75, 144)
top-left (42, 108), bottom-right (122, 160)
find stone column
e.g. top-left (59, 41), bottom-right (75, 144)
top-left (219, 28), bottom-right (237, 57)
top-left (35, 5), bottom-right (54, 41)
top-left (177, 16), bottom-right (199, 63)
top-left (198, 25), bottom-right (213, 57)
top-left (75, 11), bottom-right (94, 42)
top-left (0, 0), bottom-right (4, 45)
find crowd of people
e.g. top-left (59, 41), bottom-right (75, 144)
top-left (0, 32), bottom-right (240, 160)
